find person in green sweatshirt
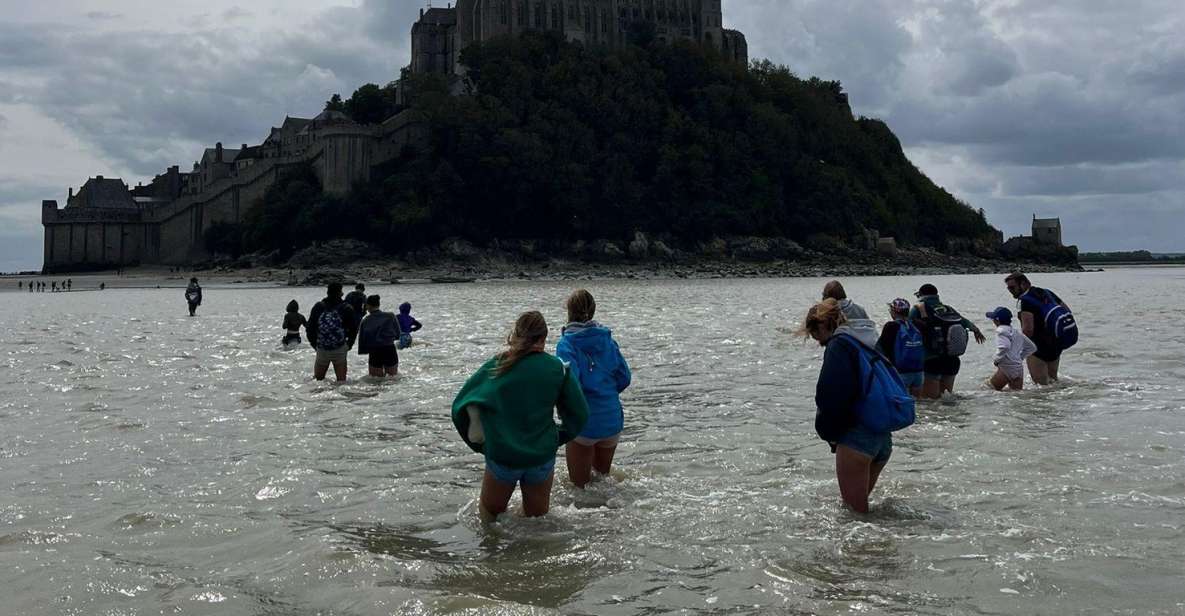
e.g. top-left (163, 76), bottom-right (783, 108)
top-left (452, 311), bottom-right (590, 519)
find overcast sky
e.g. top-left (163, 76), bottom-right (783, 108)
top-left (1, 0), bottom-right (1182, 271)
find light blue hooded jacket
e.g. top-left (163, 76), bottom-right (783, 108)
top-left (555, 322), bottom-right (632, 439)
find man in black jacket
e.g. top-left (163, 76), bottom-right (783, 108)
top-left (308, 282), bottom-right (359, 381)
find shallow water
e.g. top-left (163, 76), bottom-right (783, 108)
top-left (2, 269), bottom-right (1183, 615)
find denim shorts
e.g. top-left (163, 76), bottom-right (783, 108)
top-left (485, 456), bottom-right (556, 486)
top-left (899, 371), bottom-right (924, 389)
top-left (836, 424), bottom-right (893, 465)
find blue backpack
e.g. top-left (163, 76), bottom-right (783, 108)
top-left (1022, 289), bottom-right (1078, 351)
top-left (317, 306), bottom-right (347, 350)
top-left (835, 334), bottom-right (916, 433)
top-left (892, 320), bottom-right (925, 373)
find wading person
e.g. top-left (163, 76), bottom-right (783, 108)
top-left (556, 289), bottom-right (632, 488)
top-left (185, 278), bottom-right (202, 316)
top-left (282, 300), bottom-right (307, 347)
top-left (822, 280), bottom-right (878, 347)
top-left (357, 295), bottom-right (401, 377)
top-left (910, 284), bottom-right (986, 399)
top-left (451, 311), bottom-right (589, 520)
top-left (986, 307), bottom-right (1037, 391)
top-left (344, 283), bottom-right (367, 320)
top-left (308, 282), bottom-right (358, 382)
top-left (800, 299), bottom-right (915, 513)
top-left (1005, 273), bottom-right (1077, 384)
top-left (877, 298), bottom-right (926, 398)
top-left (396, 302), bottom-right (422, 349)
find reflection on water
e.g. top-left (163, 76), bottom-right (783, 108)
top-left (1, 270), bottom-right (1184, 614)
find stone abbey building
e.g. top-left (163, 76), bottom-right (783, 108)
top-left (42, 2), bottom-right (747, 272)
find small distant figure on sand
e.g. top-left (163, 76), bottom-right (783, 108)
top-left (397, 302), bottom-right (422, 349)
top-left (51, 282), bottom-right (58, 292)
top-left (99, 282), bottom-right (105, 291)
top-left (556, 289), bottom-right (631, 488)
top-left (451, 311), bottom-right (589, 520)
top-left (986, 307), bottom-right (1037, 391)
top-left (877, 298), bottom-right (926, 398)
top-left (185, 278), bottom-right (202, 316)
top-left (308, 282), bottom-right (358, 382)
top-left (1005, 273), bottom-right (1078, 384)
top-left (800, 299), bottom-right (915, 513)
top-left (358, 295), bottom-right (401, 377)
top-left (345, 283), bottom-right (367, 319)
top-left (66, 279), bottom-right (72, 291)
top-left (282, 300), bottom-right (307, 347)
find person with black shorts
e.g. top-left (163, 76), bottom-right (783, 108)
top-left (909, 284), bottom-right (986, 399)
top-left (357, 295), bottom-right (401, 377)
top-left (1005, 272), bottom-right (1075, 384)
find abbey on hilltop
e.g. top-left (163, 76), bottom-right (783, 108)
top-left (40, 2), bottom-right (748, 272)
top-left (410, 0), bottom-right (747, 76)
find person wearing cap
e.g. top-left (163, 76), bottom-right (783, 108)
top-left (986, 307), bottom-right (1037, 391)
top-left (877, 298), bottom-right (926, 397)
top-left (357, 294), bottom-right (401, 377)
top-left (909, 283), bottom-right (987, 399)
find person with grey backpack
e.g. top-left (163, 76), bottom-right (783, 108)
top-left (909, 284), bottom-right (986, 399)
top-left (307, 282), bottom-right (359, 382)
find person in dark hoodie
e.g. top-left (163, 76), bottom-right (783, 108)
top-left (396, 302), bottom-right (423, 349)
top-left (344, 283), bottom-right (367, 319)
top-left (307, 282), bottom-right (359, 382)
top-left (282, 300), bottom-right (307, 347)
top-left (452, 311), bottom-right (589, 519)
top-left (555, 289), bottom-right (632, 487)
top-left (185, 278), bottom-right (202, 316)
top-left (799, 298), bottom-right (892, 514)
top-left (357, 295), bottom-right (401, 377)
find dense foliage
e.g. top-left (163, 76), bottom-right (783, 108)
top-left (243, 31), bottom-right (996, 256)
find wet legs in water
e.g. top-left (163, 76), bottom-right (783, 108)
top-left (921, 375), bottom-right (956, 399)
top-left (479, 470), bottom-right (554, 520)
top-left (1027, 355), bottom-right (1059, 385)
top-left (565, 441), bottom-right (617, 488)
top-left (188, 303), bottom-right (197, 317)
top-left (835, 445), bottom-right (886, 514)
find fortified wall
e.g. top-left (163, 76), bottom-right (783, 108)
top-left (42, 111), bottom-right (427, 272)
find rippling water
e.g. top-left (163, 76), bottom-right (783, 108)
top-left (2, 269), bottom-right (1184, 615)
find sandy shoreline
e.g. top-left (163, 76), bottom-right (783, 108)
top-left (2, 253), bottom-right (1084, 293)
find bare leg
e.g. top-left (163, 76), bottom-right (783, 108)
top-left (368, 365), bottom-right (384, 377)
top-left (1009, 376), bottom-right (1025, 390)
top-left (940, 375), bottom-right (957, 395)
top-left (566, 442), bottom-right (595, 488)
top-left (990, 369), bottom-right (1009, 391)
top-left (592, 444), bottom-right (617, 476)
top-left (332, 359), bottom-right (348, 382)
top-left (385, 366), bottom-right (399, 377)
top-left (1047, 359), bottom-right (1060, 381)
top-left (921, 378), bottom-right (942, 400)
top-left (520, 472), bottom-right (555, 517)
top-left (835, 445), bottom-right (874, 513)
top-left (480, 469), bottom-right (516, 520)
top-left (867, 461), bottom-right (888, 496)
top-left (1027, 355), bottom-right (1051, 385)
top-left (909, 386), bottom-right (923, 399)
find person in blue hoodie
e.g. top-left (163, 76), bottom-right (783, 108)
top-left (555, 289), bottom-right (632, 488)
top-left (396, 302), bottom-right (423, 349)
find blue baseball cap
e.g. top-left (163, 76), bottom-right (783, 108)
top-left (985, 306), bottom-right (1013, 324)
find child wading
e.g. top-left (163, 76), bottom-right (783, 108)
top-left (396, 303), bottom-right (422, 349)
top-left (556, 290), bottom-right (632, 487)
top-left (282, 300), bottom-right (307, 347)
top-left (451, 312), bottom-right (589, 519)
top-left (986, 307), bottom-right (1037, 391)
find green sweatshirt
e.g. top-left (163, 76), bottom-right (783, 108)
top-left (451, 352), bottom-right (590, 469)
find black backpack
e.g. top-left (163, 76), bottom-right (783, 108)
top-left (916, 302), bottom-right (969, 357)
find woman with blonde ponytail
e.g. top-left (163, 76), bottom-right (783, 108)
top-left (452, 311), bottom-right (590, 519)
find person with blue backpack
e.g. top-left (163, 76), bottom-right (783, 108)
top-left (1005, 273), bottom-right (1077, 385)
top-left (555, 289), bottom-right (632, 488)
top-left (877, 298), bottom-right (926, 398)
top-left (307, 282), bottom-right (359, 382)
top-left (800, 299), bottom-right (915, 514)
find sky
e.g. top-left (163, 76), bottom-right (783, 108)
top-left (1, 0), bottom-right (1182, 271)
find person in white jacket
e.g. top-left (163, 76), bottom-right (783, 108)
top-left (986, 307), bottom-right (1037, 390)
